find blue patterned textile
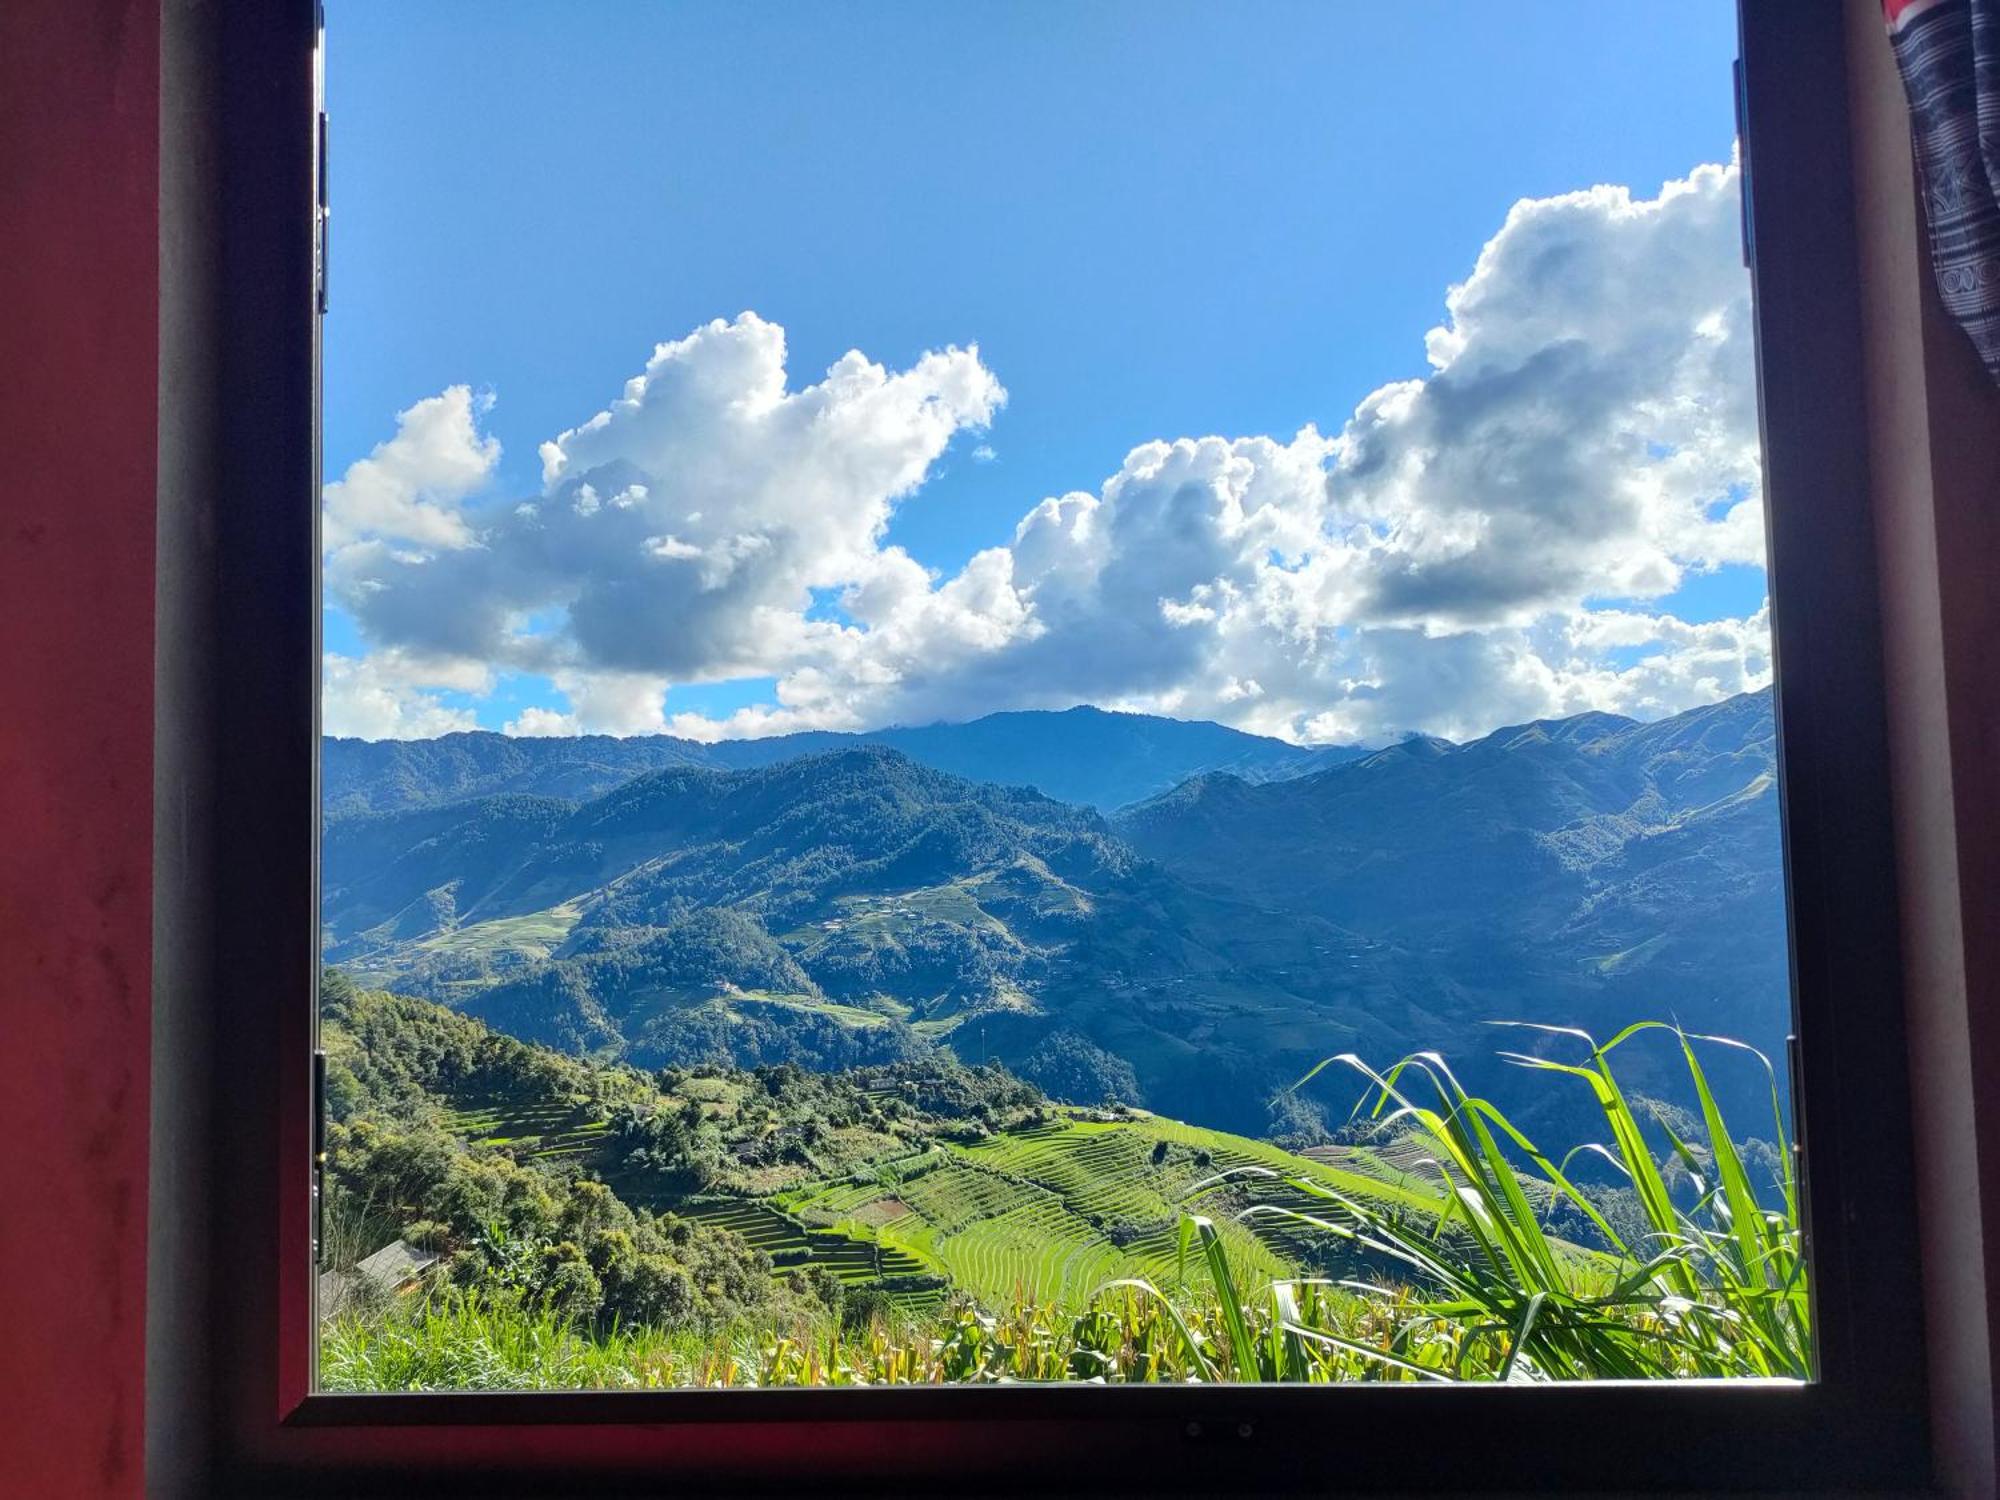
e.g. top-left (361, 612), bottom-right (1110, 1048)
top-left (1887, 0), bottom-right (2000, 381)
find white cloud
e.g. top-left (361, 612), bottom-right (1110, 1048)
top-left (321, 385), bottom-right (500, 552)
top-left (1332, 160), bottom-right (1763, 629)
top-left (328, 312), bottom-right (1004, 731)
top-left (326, 163), bottom-right (1771, 745)
top-left (321, 652), bottom-right (484, 740)
top-left (504, 705), bottom-right (578, 738)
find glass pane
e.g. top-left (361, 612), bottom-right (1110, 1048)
top-left (317, 0), bottom-right (1804, 1390)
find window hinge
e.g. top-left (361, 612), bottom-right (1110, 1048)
top-left (1785, 1031), bottom-right (1806, 1200)
top-left (315, 109), bottom-right (330, 315)
top-left (312, 1048), bottom-right (328, 1270)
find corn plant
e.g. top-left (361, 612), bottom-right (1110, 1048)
top-left (1190, 1022), bottom-right (1807, 1382)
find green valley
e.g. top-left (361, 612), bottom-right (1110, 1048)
top-left (323, 979), bottom-right (1434, 1328)
top-left (319, 977), bottom-right (1806, 1392)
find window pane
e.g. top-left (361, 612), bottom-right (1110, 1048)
top-left (317, 0), bottom-right (1804, 1391)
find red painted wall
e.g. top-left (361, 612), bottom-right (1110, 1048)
top-left (0, 2), bottom-right (158, 1495)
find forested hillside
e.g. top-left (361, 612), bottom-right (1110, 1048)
top-left (321, 692), bottom-right (1787, 1136)
top-left (323, 747), bottom-right (1418, 1132)
top-left (1116, 690), bottom-right (1787, 1076)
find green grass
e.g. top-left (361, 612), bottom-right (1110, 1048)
top-left (1203, 1021), bottom-right (1808, 1381)
top-left (320, 1288), bottom-right (772, 1391)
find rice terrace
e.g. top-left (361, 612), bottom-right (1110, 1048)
top-left (319, 979), bottom-right (1804, 1391)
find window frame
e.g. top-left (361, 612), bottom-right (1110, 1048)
top-left (156, 1), bottom-right (1936, 1491)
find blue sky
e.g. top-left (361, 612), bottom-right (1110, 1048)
top-left (323, 1), bottom-right (1768, 742)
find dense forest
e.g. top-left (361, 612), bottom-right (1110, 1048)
top-left (322, 972), bottom-right (1050, 1339)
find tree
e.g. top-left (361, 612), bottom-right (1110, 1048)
top-left (1018, 1030), bottom-right (1142, 1108)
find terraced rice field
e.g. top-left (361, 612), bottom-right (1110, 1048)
top-left (937, 1122), bottom-right (1286, 1300)
top-left (431, 1087), bottom-right (1447, 1317)
top-left (729, 991), bottom-right (900, 1030)
top-left (902, 1168), bottom-right (1136, 1305)
top-left (442, 1094), bottom-right (610, 1162)
top-left (770, 1113), bottom-right (1446, 1312)
top-left (677, 1197), bottom-right (940, 1307)
top-left (413, 901), bottom-right (583, 961)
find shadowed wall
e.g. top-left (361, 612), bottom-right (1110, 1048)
top-left (0, 2), bottom-right (160, 1496)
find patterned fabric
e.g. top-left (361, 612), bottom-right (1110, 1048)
top-left (1885, 0), bottom-right (2000, 380)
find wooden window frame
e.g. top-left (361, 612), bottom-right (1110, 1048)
top-left (151, 2), bottom-right (1937, 1491)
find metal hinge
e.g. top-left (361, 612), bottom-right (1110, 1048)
top-left (315, 108), bottom-right (330, 315)
top-left (1785, 1030), bottom-right (1807, 1219)
top-left (314, 0), bottom-right (328, 315)
top-left (312, 1048), bottom-right (328, 1270)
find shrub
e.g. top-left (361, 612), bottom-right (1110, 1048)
top-left (1018, 1030), bottom-right (1143, 1108)
top-left (605, 1255), bottom-right (696, 1329)
top-left (840, 1287), bottom-right (894, 1336)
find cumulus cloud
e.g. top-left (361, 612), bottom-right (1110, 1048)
top-left (503, 670), bottom-right (672, 738)
top-left (325, 162), bottom-right (1771, 743)
top-left (321, 385), bottom-right (501, 551)
top-left (321, 652), bottom-right (486, 740)
top-left (328, 313), bottom-right (1003, 702)
top-left (505, 706), bottom-right (580, 738)
top-left (1334, 161), bottom-right (1762, 628)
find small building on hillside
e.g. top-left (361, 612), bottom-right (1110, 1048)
top-left (317, 1237), bottom-right (441, 1319)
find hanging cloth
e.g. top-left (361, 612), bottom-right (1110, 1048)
top-left (1885, 0), bottom-right (2000, 381)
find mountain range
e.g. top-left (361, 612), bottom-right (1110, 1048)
top-left (322, 747), bottom-right (1423, 1132)
top-left (1116, 693), bottom-right (1788, 1106)
top-left (321, 691), bottom-right (1787, 1137)
top-left (322, 704), bottom-right (1369, 818)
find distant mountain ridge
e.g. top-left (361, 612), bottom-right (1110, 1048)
top-left (321, 690), bottom-right (1788, 1137)
top-left (1115, 689), bottom-right (1786, 1079)
top-left (323, 745), bottom-right (1415, 1132)
top-left (322, 706), bottom-right (1370, 818)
